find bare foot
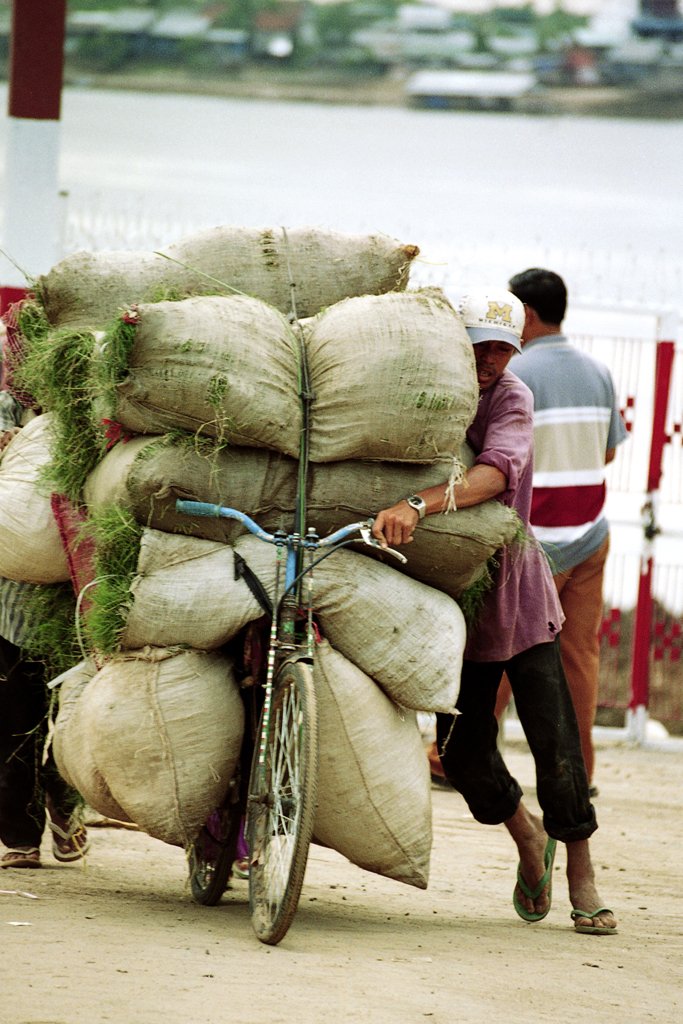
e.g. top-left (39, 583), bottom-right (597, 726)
top-left (566, 839), bottom-right (617, 934)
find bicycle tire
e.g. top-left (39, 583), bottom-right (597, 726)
top-left (188, 775), bottom-right (242, 906)
top-left (247, 660), bottom-right (318, 945)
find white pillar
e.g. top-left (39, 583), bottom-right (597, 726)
top-left (1, 116), bottom-right (62, 289)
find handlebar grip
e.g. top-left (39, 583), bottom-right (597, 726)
top-left (175, 499), bottom-right (221, 518)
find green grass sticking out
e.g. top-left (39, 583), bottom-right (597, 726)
top-left (91, 315), bottom-right (137, 422)
top-left (14, 325), bottom-right (107, 501)
top-left (21, 583), bottom-right (81, 679)
top-left (84, 504), bottom-right (143, 656)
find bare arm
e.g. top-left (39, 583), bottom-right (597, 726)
top-left (371, 463), bottom-right (507, 548)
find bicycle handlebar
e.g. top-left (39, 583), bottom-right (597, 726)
top-left (175, 499), bottom-right (407, 564)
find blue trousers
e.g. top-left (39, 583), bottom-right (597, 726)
top-left (436, 638), bottom-right (597, 844)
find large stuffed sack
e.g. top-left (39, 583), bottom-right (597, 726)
top-left (312, 641), bottom-right (432, 889)
top-left (83, 436), bottom-right (517, 599)
top-left (232, 536), bottom-right (464, 713)
top-left (84, 436), bottom-right (298, 543)
top-left (0, 414), bottom-right (70, 583)
top-left (307, 456), bottom-right (521, 597)
top-left (303, 288), bottom-right (478, 463)
top-left (100, 296), bottom-right (302, 454)
top-left (37, 225), bottom-right (420, 329)
top-left (63, 647), bottom-right (244, 847)
top-left (51, 659), bottom-right (133, 824)
top-left (96, 530), bottom-right (464, 713)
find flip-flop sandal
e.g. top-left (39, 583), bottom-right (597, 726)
top-left (513, 837), bottom-right (557, 923)
top-left (1, 847), bottom-right (41, 869)
top-left (49, 819), bottom-right (91, 862)
top-left (571, 907), bottom-right (618, 935)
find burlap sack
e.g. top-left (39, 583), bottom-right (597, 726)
top-left (83, 436), bottom-right (298, 543)
top-left (0, 414), bottom-right (70, 583)
top-left (233, 536), bottom-right (464, 713)
top-left (121, 531), bottom-right (264, 650)
top-left (52, 660), bottom-right (133, 824)
top-left (307, 457), bottom-right (521, 598)
top-left (313, 641), bottom-right (431, 889)
top-left (103, 296), bottom-right (302, 454)
top-left (84, 437), bottom-right (516, 599)
top-left (37, 225), bottom-right (419, 329)
top-left (105, 528), bottom-right (462, 711)
top-left (74, 647), bottom-right (244, 847)
top-left (303, 289), bottom-right (478, 462)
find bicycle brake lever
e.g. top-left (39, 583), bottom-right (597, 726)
top-left (359, 525), bottom-right (408, 564)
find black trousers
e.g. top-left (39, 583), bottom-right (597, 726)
top-left (0, 634), bottom-right (76, 849)
top-left (436, 638), bottom-right (597, 844)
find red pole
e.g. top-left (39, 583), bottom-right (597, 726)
top-left (1, 0), bottom-right (67, 314)
top-left (629, 338), bottom-right (676, 721)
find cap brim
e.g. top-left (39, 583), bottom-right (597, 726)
top-left (466, 326), bottom-right (522, 353)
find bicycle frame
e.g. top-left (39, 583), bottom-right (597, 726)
top-left (175, 498), bottom-right (406, 943)
top-left (174, 500), bottom-right (404, 779)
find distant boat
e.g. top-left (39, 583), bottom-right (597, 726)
top-left (405, 69), bottom-right (538, 111)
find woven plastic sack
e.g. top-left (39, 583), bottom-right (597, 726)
top-left (83, 436), bottom-right (514, 599)
top-left (120, 530), bottom-right (264, 650)
top-left (313, 641), bottom-right (432, 889)
top-left (37, 225), bottom-right (419, 329)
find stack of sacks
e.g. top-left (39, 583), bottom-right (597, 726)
top-left (53, 519), bottom-right (464, 881)
top-left (8, 225), bottom-right (519, 889)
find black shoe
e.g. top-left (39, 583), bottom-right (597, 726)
top-left (588, 784), bottom-right (599, 798)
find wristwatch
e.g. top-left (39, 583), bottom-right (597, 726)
top-left (405, 495), bottom-right (427, 520)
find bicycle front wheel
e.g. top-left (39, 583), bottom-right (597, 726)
top-left (247, 660), bottom-right (318, 945)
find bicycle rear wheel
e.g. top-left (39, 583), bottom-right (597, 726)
top-left (188, 775), bottom-right (242, 906)
top-left (247, 660), bottom-right (318, 945)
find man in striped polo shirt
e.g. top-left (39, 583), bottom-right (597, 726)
top-left (508, 268), bottom-right (628, 793)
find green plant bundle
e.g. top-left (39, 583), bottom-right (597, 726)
top-left (14, 314), bottom-right (108, 501)
top-left (83, 503), bottom-right (143, 656)
top-left (90, 315), bottom-right (137, 419)
top-left (21, 582), bottom-right (81, 679)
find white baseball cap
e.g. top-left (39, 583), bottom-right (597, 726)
top-left (456, 289), bottom-right (525, 353)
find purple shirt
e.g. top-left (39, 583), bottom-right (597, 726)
top-left (464, 369), bottom-right (564, 662)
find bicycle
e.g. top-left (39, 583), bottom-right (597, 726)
top-left (175, 498), bottom-right (406, 945)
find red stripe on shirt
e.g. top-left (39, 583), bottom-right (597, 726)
top-left (531, 484), bottom-right (606, 528)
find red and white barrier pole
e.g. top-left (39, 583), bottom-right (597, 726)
top-left (628, 325), bottom-right (676, 743)
top-left (0, 0), bottom-right (67, 315)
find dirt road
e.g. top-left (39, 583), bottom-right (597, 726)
top-left (2, 738), bottom-right (682, 1024)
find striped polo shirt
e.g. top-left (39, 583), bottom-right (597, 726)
top-left (511, 334), bottom-right (628, 573)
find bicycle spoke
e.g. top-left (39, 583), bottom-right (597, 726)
top-left (247, 662), bottom-right (317, 945)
